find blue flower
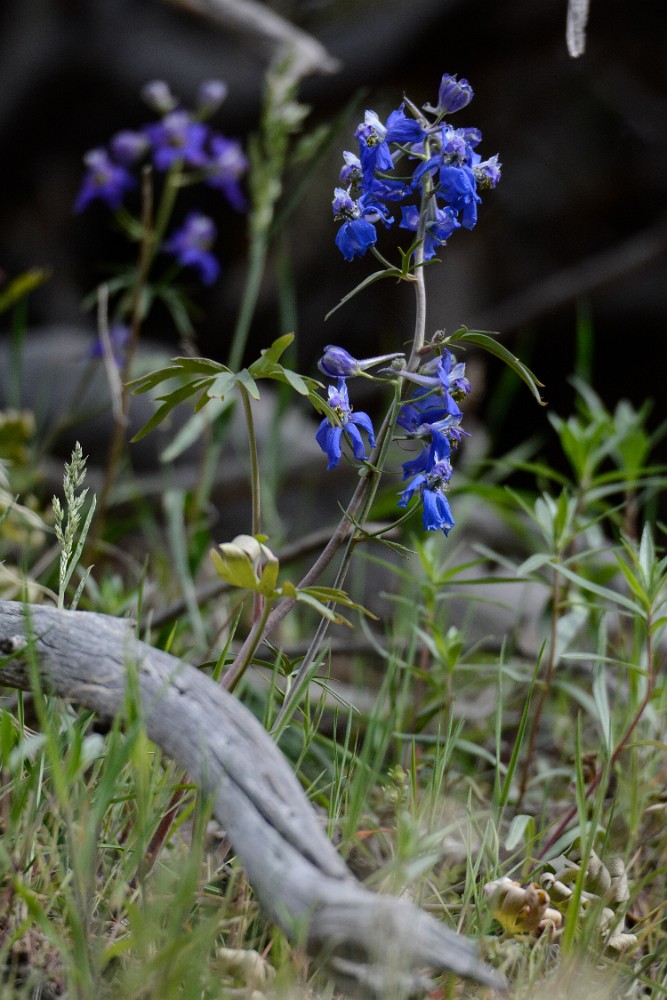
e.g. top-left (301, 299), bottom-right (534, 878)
top-left (333, 188), bottom-right (393, 261)
top-left (473, 153), bottom-right (502, 190)
top-left (396, 351), bottom-right (470, 405)
top-left (163, 212), bottom-right (220, 285)
top-left (397, 395), bottom-right (459, 437)
top-left (110, 130), bottom-right (149, 165)
top-left (204, 135), bottom-right (248, 210)
top-left (355, 105), bottom-right (425, 178)
top-left (74, 148), bottom-right (135, 213)
top-left (339, 151), bottom-right (363, 194)
top-left (421, 482), bottom-right (456, 534)
top-left (331, 72), bottom-right (500, 264)
top-left (318, 346), bottom-right (361, 378)
top-left (437, 164), bottom-right (480, 229)
top-left (316, 379), bottom-right (376, 470)
top-left (398, 436), bottom-right (456, 535)
top-left (412, 124), bottom-right (486, 230)
top-left (144, 110), bottom-right (209, 171)
top-left (141, 80), bottom-right (178, 114)
top-left (400, 202), bottom-right (460, 260)
top-left (88, 323), bottom-right (131, 365)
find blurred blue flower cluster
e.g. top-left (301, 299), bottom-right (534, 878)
top-left (74, 79), bottom-right (247, 285)
top-left (332, 73), bottom-right (501, 261)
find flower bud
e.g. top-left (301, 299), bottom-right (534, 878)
top-left (319, 346), bottom-right (360, 378)
top-left (436, 74), bottom-right (474, 114)
top-left (141, 80), bottom-right (177, 114)
top-left (197, 79), bottom-right (228, 115)
top-left (319, 345), bottom-right (407, 379)
top-left (110, 130), bottom-right (149, 165)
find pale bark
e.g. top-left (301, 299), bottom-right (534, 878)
top-left (0, 600), bottom-right (505, 996)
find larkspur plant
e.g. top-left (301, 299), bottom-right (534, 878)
top-left (73, 77), bottom-right (249, 526)
top-left (126, 69), bottom-right (541, 714)
top-left (317, 73), bottom-right (506, 535)
top-left (74, 77), bottom-right (247, 313)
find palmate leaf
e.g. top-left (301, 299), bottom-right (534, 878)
top-left (130, 379), bottom-right (211, 442)
top-left (247, 333), bottom-right (321, 398)
top-left (447, 328), bottom-right (545, 405)
top-left (168, 357), bottom-right (230, 375)
top-left (129, 335), bottom-right (332, 449)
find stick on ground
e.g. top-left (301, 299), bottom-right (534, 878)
top-left (0, 600), bottom-right (505, 997)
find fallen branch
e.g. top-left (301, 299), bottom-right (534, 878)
top-left (0, 600), bottom-right (505, 996)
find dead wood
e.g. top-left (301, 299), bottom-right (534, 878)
top-left (0, 600), bottom-right (505, 997)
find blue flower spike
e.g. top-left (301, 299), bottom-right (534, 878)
top-left (331, 69), bottom-right (500, 262)
top-left (393, 348), bottom-right (471, 535)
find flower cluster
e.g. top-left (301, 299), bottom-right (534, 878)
top-left (74, 79), bottom-right (248, 285)
top-left (315, 343), bottom-right (470, 535)
top-left (332, 73), bottom-right (500, 261)
top-left (395, 349), bottom-right (470, 535)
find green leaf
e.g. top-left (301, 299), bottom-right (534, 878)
top-left (258, 558), bottom-right (280, 596)
top-left (160, 396), bottom-right (232, 462)
top-left (298, 585), bottom-right (377, 618)
top-left (505, 813), bottom-right (536, 852)
top-left (0, 268), bottom-right (51, 313)
top-left (250, 333), bottom-right (294, 370)
top-left (281, 369), bottom-right (312, 396)
top-left (129, 386), bottom-right (199, 442)
top-left (128, 365), bottom-right (187, 395)
top-left (293, 590), bottom-right (351, 625)
top-left (324, 267), bottom-right (403, 321)
top-left (207, 371), bottom-right (240, 399)
top-left (552, 562), bottom-right (643, 615)
top-left (169, 357), bottom-right (230, 375)
top-left (235, 368), bottom-right (261, 400)
top-left (447, 329), bottom-right (545, 405)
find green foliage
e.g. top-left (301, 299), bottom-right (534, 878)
top-left (52, 442), bottom-right (96, 610)
top-left (128, 334), bottom-right (328, 456)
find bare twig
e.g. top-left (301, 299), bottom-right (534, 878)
top-left (163, 0), bottom-right (340, 77)
top-left (566, 0), bottom-right (590, 58)
top-left (0, 600), bottom-right (505, 996)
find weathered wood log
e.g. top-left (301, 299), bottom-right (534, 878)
top-left (0, 600), bottom-right (505, 996)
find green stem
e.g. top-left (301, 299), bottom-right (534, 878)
top-left (239, 384), bottom-right (261, 537)
top-left (221, 599), bottom-right (273, 693)
top-left (228, 237), bottom-right (269, 372)
top-left (270, 383), bottom-right (404, 737)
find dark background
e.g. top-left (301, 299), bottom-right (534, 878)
top-left (1, 0), bottom-right (666, 466)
